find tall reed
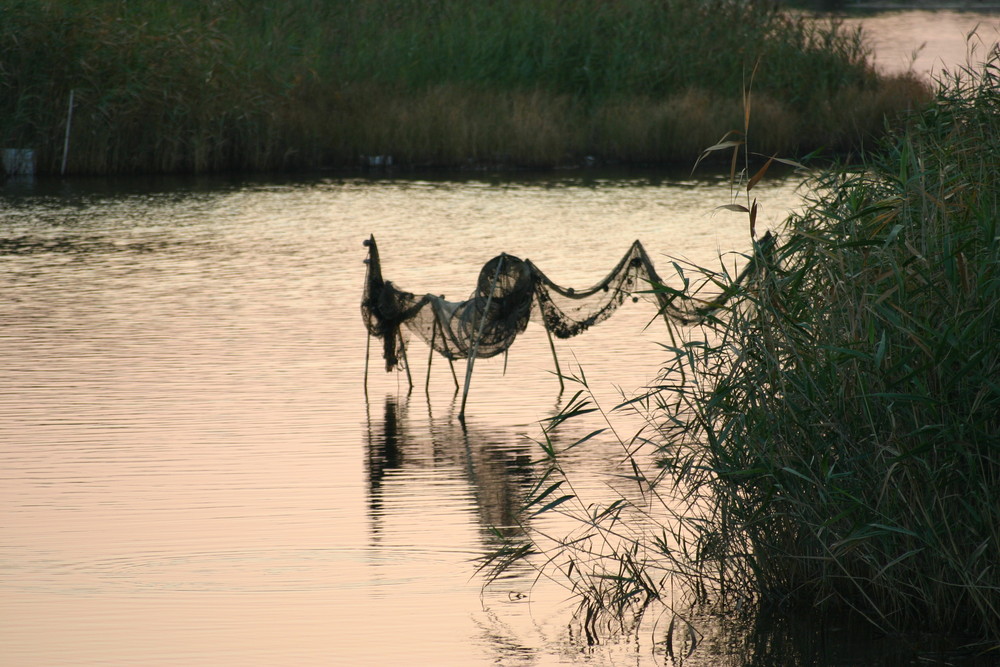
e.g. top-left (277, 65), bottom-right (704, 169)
top-left (481, 45), bottom-right (1000, 655)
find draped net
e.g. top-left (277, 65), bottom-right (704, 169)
top-left (360, 234), bottom-right (706, 373)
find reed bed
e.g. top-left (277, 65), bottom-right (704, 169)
top-left (481, 46), bottom-right (1000, 658)
top-left (2, 0), bottom-right (928, 174)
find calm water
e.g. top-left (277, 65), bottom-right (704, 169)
top-left (2, 11), bottom-right (997, 667)
top-left (0, 171), bottom-right (804, 666)
top-left (839, 8), bottom-right (1000, 77)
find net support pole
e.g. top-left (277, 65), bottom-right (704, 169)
top-left (425, 317), bottom-right (438, 396)
top-left (399, 332), bottom-right (413, 393)
top-left (536, 292), bottom-right (564, 393)
top-left (427, 308), bottom-right (460, 393)
top-left (459, 256), bottom-right (504, 421)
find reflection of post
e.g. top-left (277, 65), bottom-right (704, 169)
top-left (366, 395), bottom-right (531, 549)
top-left (363, 238), bottom-right (373, 396)
top-left (454, 416), bottom-right (531, 538)
top-left (459, 256), bottom-right (504, 421)
top-left (365, 397), bottom-right (405, 539)
top-left (448, 355), bottom-right (459, 392)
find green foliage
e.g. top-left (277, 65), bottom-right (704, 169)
top-left (482, 47), bottom-right (1000, 652)
top-left (1, 0), bottom-right (928, 174)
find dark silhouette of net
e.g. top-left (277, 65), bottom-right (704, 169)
top-left (361, 235), bottom-right (704, 373)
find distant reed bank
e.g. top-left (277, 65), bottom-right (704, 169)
top-left (2, 0), bottom-right (930, 175)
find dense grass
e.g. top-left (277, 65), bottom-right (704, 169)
top-left (481, 46), bottom-right (1000, 656)
top-left (2, 0), bottom-right (928, 174)
top-left (665, 46), bottom-right (1000, 641)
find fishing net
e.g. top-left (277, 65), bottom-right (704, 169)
top-left (531, 239), bottom-right (693, 339)
top-left (361, 234), bottom-right (702, 373)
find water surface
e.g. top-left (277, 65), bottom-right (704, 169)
top-left (1, 171), bottom-right (805, 665)
top-left (840, 8), bottom-right (999, 76)
top-left (3, 10), bottom-right (998, 665)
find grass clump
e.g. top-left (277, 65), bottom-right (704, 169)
top-left (481, 46), bottom-right (1000, 657)
top-left (673, 47), bottom-right (1000, 640)
top-left (2, 0), bottom-right (929, 174)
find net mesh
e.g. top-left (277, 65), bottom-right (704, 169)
top-left (360, 234), bottom-right (766, 373)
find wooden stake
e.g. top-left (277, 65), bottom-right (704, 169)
top-left (426, 300), bottom-right (459, 393)
top-left (459, 255), bottom-right (504, 421)
top-left (537, 292), bottom-right (565, 393)
top-left (426, 316), bottom-right (438, 396)
top-left (399, 333), bottom-right (413, 392)
top-left (363, 239), bottom-right (372, 397)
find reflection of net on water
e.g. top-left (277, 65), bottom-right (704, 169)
top-left (361, 235), bottom-right (693, 371)
top-left (365, 396), bottom-right (534, 540)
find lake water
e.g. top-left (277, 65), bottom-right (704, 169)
top-left (2, 10), bottom-right (997, 667)
top-left (2, 171), bottom-right (801, 666)
top-left (838, 7), bottom-right (1000, 78)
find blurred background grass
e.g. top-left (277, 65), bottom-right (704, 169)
top-left (1, 0), bottom-right (929, 174)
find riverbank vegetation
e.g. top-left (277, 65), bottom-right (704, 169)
top-left (482, 46), bottom-right (1000, 659)
top-left (2, 0), bottom-right (929, 175)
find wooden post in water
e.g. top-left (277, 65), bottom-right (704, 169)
top-left (448, 358), bottom-right (459, 392)
top-left (399, 335), bottom-right (413, 393)
top-left (363, 332), bottom-right (371, 397)
top-left (458, 255), bottom-right (504, 421)
top-left (425, 317), bottom-right (438, 396)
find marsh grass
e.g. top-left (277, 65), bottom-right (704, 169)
top-left (480, 45), bottom-right (1000, 655)
top-left (2, 0), bottom-right (929, 174)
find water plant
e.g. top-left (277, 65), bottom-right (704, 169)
top-left (2, 0), bottom-right (929, 174)
top-left (480, 44), bottom-right (1000, 659)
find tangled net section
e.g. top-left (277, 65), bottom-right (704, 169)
top-left (531, 239), bottom-right (693, 339)
top-left (361, 234), bottom-right (705, 373)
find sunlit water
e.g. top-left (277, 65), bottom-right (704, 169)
top-left (2, 173), bottom-right (966, 667)
top-left (839, 8), bottom-right (999, 77)
top-left (2, 11), bottom-right (997, 667)
top-left (0, 171), bottom-right (802, 666)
